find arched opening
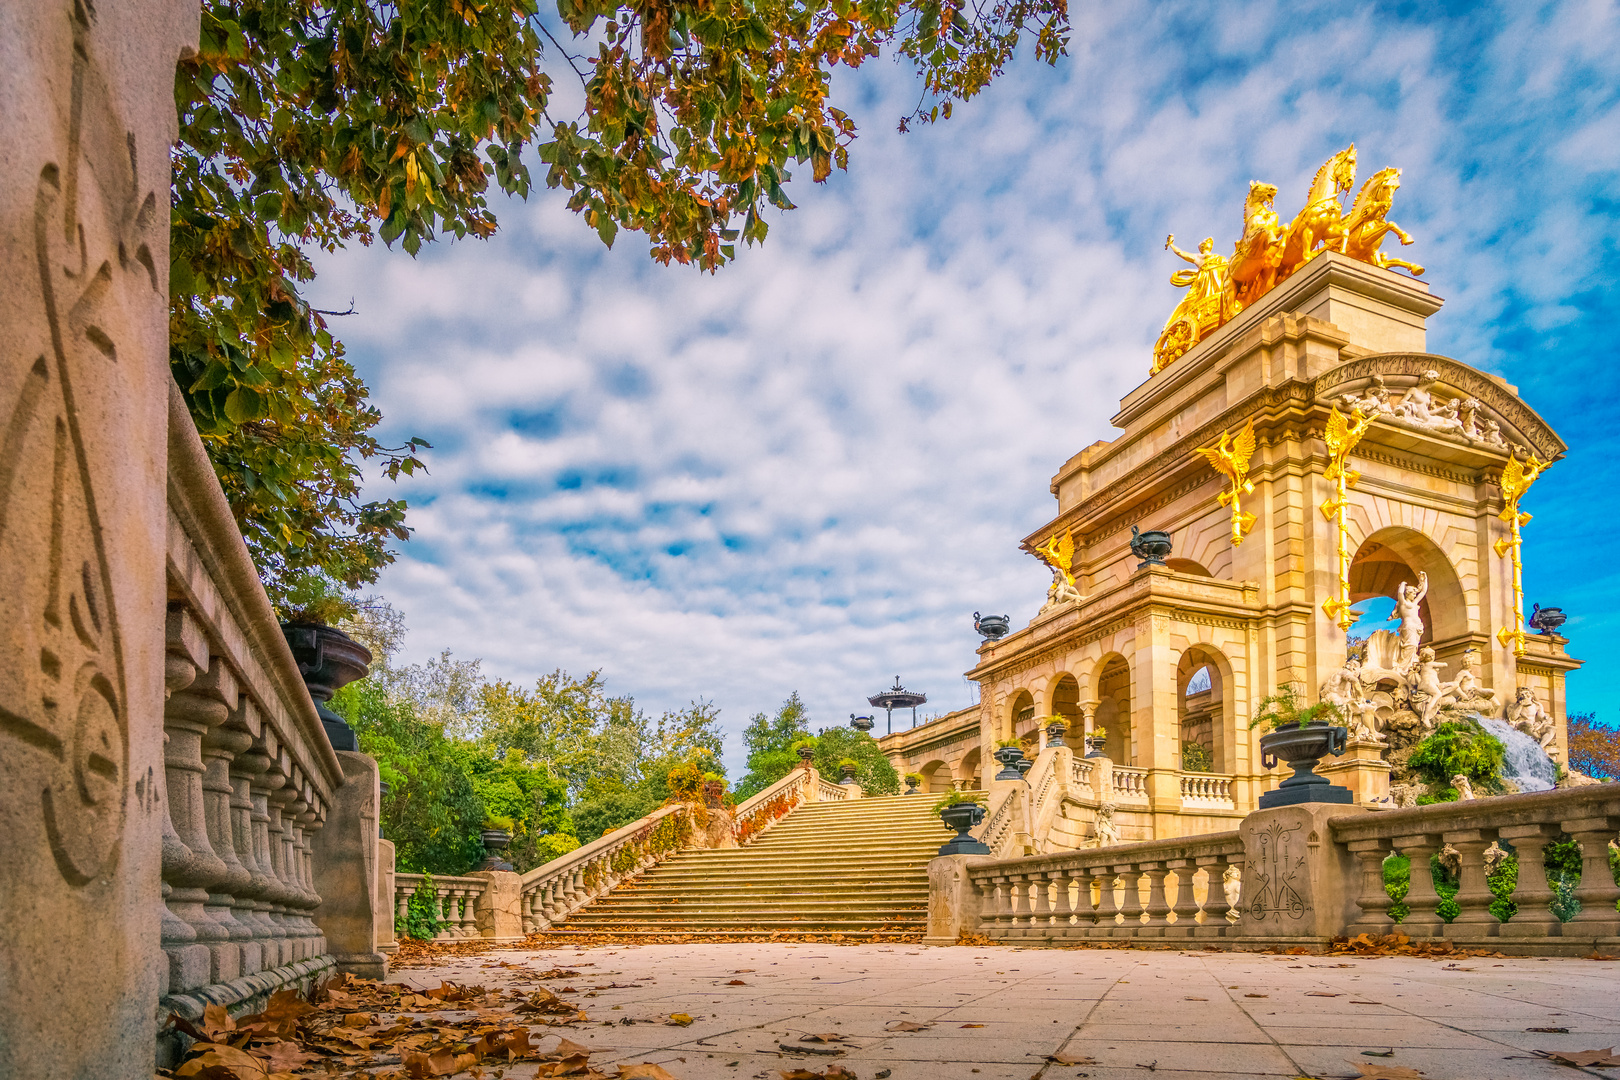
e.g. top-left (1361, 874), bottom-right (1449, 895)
top-left (957, 746), bottom-right (981, 791)
top-left (1093, 654), bottom-right (1133, 765)
top-left (1048, 673), bottom-right (1081, 748)
top-left (918, 759), bottom-right (949, 792)
top-left (1177, 648), bottom-right (1229, 773)
top-left (1006, 689), bottom-right (1035, 750)
top-left (1166, 558), bottom-right (1212, 577)
top-left (1349, 527), bottom-right (1470, 683)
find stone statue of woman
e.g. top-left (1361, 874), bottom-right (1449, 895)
top-left (1394, 571), bottom-right (1428, 669)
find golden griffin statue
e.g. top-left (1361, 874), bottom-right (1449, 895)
top-left (1192, 419), bottom-right (1258, 546)
top-left (1494, 451), bottom-right (1548, 657)
top-left (1033, 528), bottom-right (1081, 610)
top-left (1153, 145), bottom-right (1423, 375)
top-left (1319, 405), bottom-right (1378, 630)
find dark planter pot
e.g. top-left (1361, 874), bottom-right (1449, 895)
top-left (849, 714), bottom-right (875, 733)
top-left (904, 777), bottom-right (921, 795)
top-left (1530, 604), bottom-right (1567, 636)
top-left (974, 612), bottom-right (1010, 641)
top-left (796, 746), bottom-right (815, 768)
top-left (1015, 756), bottom-right (1034, 779)
top-left (838, 764), bottom-right (858, 785)
top-left (281, 622), bottom-right (373, 752)
top-left (1129, 525), bottom-right (1174, 569)
top-left (937, 802), bottom-right (990, 856)
top-left (478, 829), bottom-right (514, 872)
top-left (703, 781), bottom-right (726, 808)
top-left (1085, 735), bottom-right (1108, 759)
top-left (992, 746), bottom-right (1024, 781)
top-left (1046, 721), bottom-right (1069, 745)
top-left (1258, 721), bottom-right (1353, 807)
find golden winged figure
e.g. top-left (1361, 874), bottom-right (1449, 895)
top-left (1494, 450), bottom-right (1549, 656)
top-left (1320, 404), bottom-right (1377, 629)
top-left (1034, 529), bottom-right (1076, 586)
top-left (1193, 419), bottom-right (1258, 545)
top-left (1497, 451), bottom-right (1546, 526)
top-left (1322, 405), bottom-right (1375, 485)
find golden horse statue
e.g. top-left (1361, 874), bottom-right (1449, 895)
top-left (1151, 144), bottom-right (1421, 377)
top-left (1276, 144), bottom-right (1358, 282)
top-left (1339, 167), bottom-right (1424, 276)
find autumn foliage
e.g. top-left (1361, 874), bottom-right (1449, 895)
top-left (171, 0), bottom-right (1070, 604)
top-left (1568, 712), bottom-right (1618, 780)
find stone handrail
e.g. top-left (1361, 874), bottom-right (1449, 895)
top-left (958, 831), bottom-right (1245, 944)
top-left (1111, 765), bottom-right (1150, 802)
top-left (1071, 757), bottom-right (1096, 788)
top-left (518, 804), bottom-right (691, 933)
top-left (733, 766), bottom-right (818, 845)
top-left (1179, 772), bottom-right (1235, 810)
top-left (1330, 784), bottom-right (1620, 945)
top-left (393, 873), bottom-right (490, 942)
top-left (815, 776), bottom-right (852, 801)
top-left (973, 786), bottom-right (1022, 857)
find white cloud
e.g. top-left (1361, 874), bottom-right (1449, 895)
top-left (311, 0), bottom-right (1620, 764)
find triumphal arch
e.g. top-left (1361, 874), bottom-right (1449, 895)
top-left (886, 148), bottom-right (1582, 843)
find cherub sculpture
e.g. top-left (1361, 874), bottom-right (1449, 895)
top-left (1394, 571), bottom-right (1429, 668)
top-left (1503, 687), bottom-right (1555, 750)
top-left (1094, 802), bottom-right (1121, 847)
top-left (1410, 646), bottom-right (1448, 728)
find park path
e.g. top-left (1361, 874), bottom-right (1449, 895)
top-left (389, 941), bottom-right (1620, 1079)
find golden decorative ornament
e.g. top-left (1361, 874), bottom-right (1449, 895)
top-left (1494, 451), bottom-right (1547, 657)
top-left (1152, 144), bottom-right (1423, 376)
top-left (1034, 528), bottom-right (1077, 589)
top-left (1318, 405), bottom-right (1377, 630)
top-left (1193, 418), bottom-right (1258, 547)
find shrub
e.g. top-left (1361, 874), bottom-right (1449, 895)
top-left (904, 772), bottom-right (924, 786)
top-left (933, 790), bottom-right (986, 812)
top-left (1181, 741), bottom-right (1213, 773)
top-left (810, 728), bottom-right (900, 795)
top-left (401, 874), bottom-right (447, 942)
top-left (1408, 719), bottom-right (1505, 797)
top-left (665, 760), bottom-right (704, 802)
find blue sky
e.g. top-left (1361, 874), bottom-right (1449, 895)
top-left (312, 0), bottom-right (1620, 771)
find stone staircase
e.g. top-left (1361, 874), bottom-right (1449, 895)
top-left (554, 794), bottom-right (961, 938)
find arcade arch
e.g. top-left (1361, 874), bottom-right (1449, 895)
top-left (1176, 645), bottom-right (1234, 773)
top-left (1349, 527), bottom-right (1467, 645)
top-left (1092, 653), bottom-right (1133, 765)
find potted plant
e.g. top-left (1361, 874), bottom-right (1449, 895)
top-left (934, 791), bottom-right (991, 855)
top-left (1249, 683), bottom-right (1352, 808)
top-left (792, 737), bottom-right (818, 769)
top-left (479, 815), bottom-right (515, 872)
top-left (992, 738), bottom-right (1024, 780)
top-left (903, 772), bottom-right (924, 795)
top-left (701, 772), bottom-right (727, 808)
top-left (277, 574), bottom-right (372, 753)
top-left (837, 758), bottom-right (859, 785)
top-left (1085, 725), bottom-right (1109, 758)
top-left (1045, 716), bottom-right (1070, 744)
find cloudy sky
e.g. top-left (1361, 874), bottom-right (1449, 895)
top-left (311, 0), bottom-right (1620, 771)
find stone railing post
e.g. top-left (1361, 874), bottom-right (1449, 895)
top-left (1442, 826), bottom-right (1502, 938)
top-left (1166, 859), bottom-right (1200, 936)
top-left (1238, 803), bottom-right (1366, 944)
top-left (1562, 811), bottom-right (1620, 940)
top-left (376, 838), bottom-right (398, 955)
top-left (1345, 838), bottom-right (1396, 936)
top-left (471, 871), bottom-right (525, 943)
top-left (1391, 831), bottom-right (1447, 937)
top-left (311, 751), bottom-right (388, 978)
top-left (1496, 823), bottom-right (1564, 940)
top-left (924, 855), bottom-right (992, 944)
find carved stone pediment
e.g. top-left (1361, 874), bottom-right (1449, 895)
top-left (1314, 353), bottom-right (1566, 462)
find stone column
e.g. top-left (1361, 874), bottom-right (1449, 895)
top-left (0, 1), bottom-right (200, 1072)
top-left (311, 751), bottom-right (388, 978)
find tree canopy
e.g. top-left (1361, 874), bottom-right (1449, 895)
top-left (1568, 712), bottom-right (1617, 781)
top-left (735, 691), bottom-right (813, 798)
top-left (172, 0), bottom-right (1070, 605)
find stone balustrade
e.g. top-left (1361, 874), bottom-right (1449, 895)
top-left (815, 775), bottom-right (854, 802)
top-left (1111, 765), bottom-right (1150, 803)
top-left (1179, 773), bottom-right (1236, 810)
top-left (518, 805), bottom-right (692, 933)
top-left (394, 874), bottom-right (491, 941)
top-left (932, 783), bottom-right (1620, 955)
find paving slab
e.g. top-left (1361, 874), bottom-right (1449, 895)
top-left (392, 942), bottom-right (1620, 1079)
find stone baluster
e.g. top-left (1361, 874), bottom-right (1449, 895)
top-left (1195, 854), bottom-right (1232, 934)
top-left (161, 611), bottom-right (212, 992)
top-left (1117, 865), bottom-right (1145, 934)
top-left (261, 762), bottom-right (296, 962)
top-left (1167, 859), bottom-right (1200, 935)
top-left (1392, 833), bottom-right (1447, 936)
top-left (1345, 838), bottom-right (1397, 937)
top-left (1141, 863), bottom-right (1171, 934)
top-left (163, 652), bottom-right (238, 984)
top-left (1005, 874), bottom-right (1029, 930)
top-left (1051, 869), bottom-right (1076, 932)
top-left (978, 877), bottom-right (1004, 931)
top-left (286, 788), bottom-right (319, 949)
top-left (298, 795), bottom-right (327, 956)
top-left (461, 884), bottom-right (482, 937)
top-left (1443, 827), bottom-right (1502, 937)
top-left (229, 745), bottom-right (276, 958)
top-left (1067, 869), bottom-right (1096, 932)
top-left (396, 888), bottom-right (412, 937)
top-left (200, 721), bottom-right (255, 973)
top-left (1029, 870), bottom-right (1053, 930)
top-left (1094, 869), bottom-right (1121, 935)
top-left (1562, 811), bottom-right (1620, 940)
top-left (1496, 823), bottom-right (1564, 939)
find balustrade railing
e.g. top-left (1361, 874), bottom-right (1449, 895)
top-left (734, 767), bottom-right (816, 845)
top-left (1111, 766), bottom-right (1150, 802)
top-left (1071, 757), bottom-right (1095, 788)
top-left (393, 874), bottom-right (489, 942)
top-left (1179, 773), bottom-right (1235, 809)
top-left (517, 804), bottom-right (691, 933)
top-left (967, 832), bottom-right (1245, 943)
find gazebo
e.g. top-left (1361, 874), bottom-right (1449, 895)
top-left (867, 677), bottom-right (927, 734)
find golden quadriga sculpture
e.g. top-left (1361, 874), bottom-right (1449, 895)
top-left (1153, 145), bottom-right (1424, 374)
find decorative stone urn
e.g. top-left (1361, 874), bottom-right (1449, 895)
top-left (1257, 721), bottom-right (1353, 807)
top-left (992, 746), bottom-right (1024, 781)
top-left (973, 612), bottom-right (1010, 641)
top-left (849, 713), bottom-right (875, 732)
top-left (1085, 735), bottom-right (1108, 758)
top-left (937, 802), bottom-right (990, 856)
top-left (478, 829), bottom-right (514, 872)
top-left (797, 744), bottom-right (815, 767)
top-left (1015, 756), bottom-right (1034, 780)
top-left (1129, 525), bottom-right (1173, 569)
top-left (1530, 604), bottom-right (1567, 636)
top-left (904, 775), bottom-right (921, 795)
top-left (281, 622), bottom-right (373, 752)
top-left (838, 763), bottom-right (858, 785)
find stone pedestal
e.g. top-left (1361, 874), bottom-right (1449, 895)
top-left (471, 871), bottom-right (526, 943)
top-left (0, 1), bottom-right (198, 1075)
top-left (1237, 803), bottom-right (1368, 944)
top-left (311, 753), bottom-right (387, 979)
top-left (924, 855), bottom-right (994, 944)
top-left (1315, 738), bottom-right (1391, 805)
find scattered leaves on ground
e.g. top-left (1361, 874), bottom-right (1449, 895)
top-left (1352, 1063), bottom-right (1425, 1079)
top-left (665, 1013), bottom-right (695, 1026)
top-left (798, 1033), bottom-right (846, 1043)
top-left (886, 1020), bottom-right (932, 1032)
top-left (1541, 1047), bottom-right (1620, 1066)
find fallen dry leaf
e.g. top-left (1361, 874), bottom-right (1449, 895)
top-left (1046, 1053), bottom-right (1098, 1065)
top-left (616, 1065), bottom-right (681, 1079)
top-left (799, 1033), bottom-right (847, 1043)
top-left (343, 1012), bottom-right (375, 1028)
top-left (727, 980), bottom-right (749, 986)
top-left (1305, 992), bottom-right (1342, 998)
top-left (1244, 994), bottom-right (1268, 998)
top-left (1544, 1048), bottom-right (1620, 1066)
top-left (176, 1045), bottom-right (271, 1078)
top-left (1352, 1064), bottom-right (1425, 1079)
top-left (960, 1023), bottom-right (985, 1028)
top-left (1183, 997), bottom-right (1207, 1002)
top-left (556, 1037), bottom-right (593, 1057)
top-left (252, 1041), bottom-right (320, 1072)
top-left (666, 1013), bottom-right (695, 1026)
top-left (886, 1020), bottom-right (931, 1032)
